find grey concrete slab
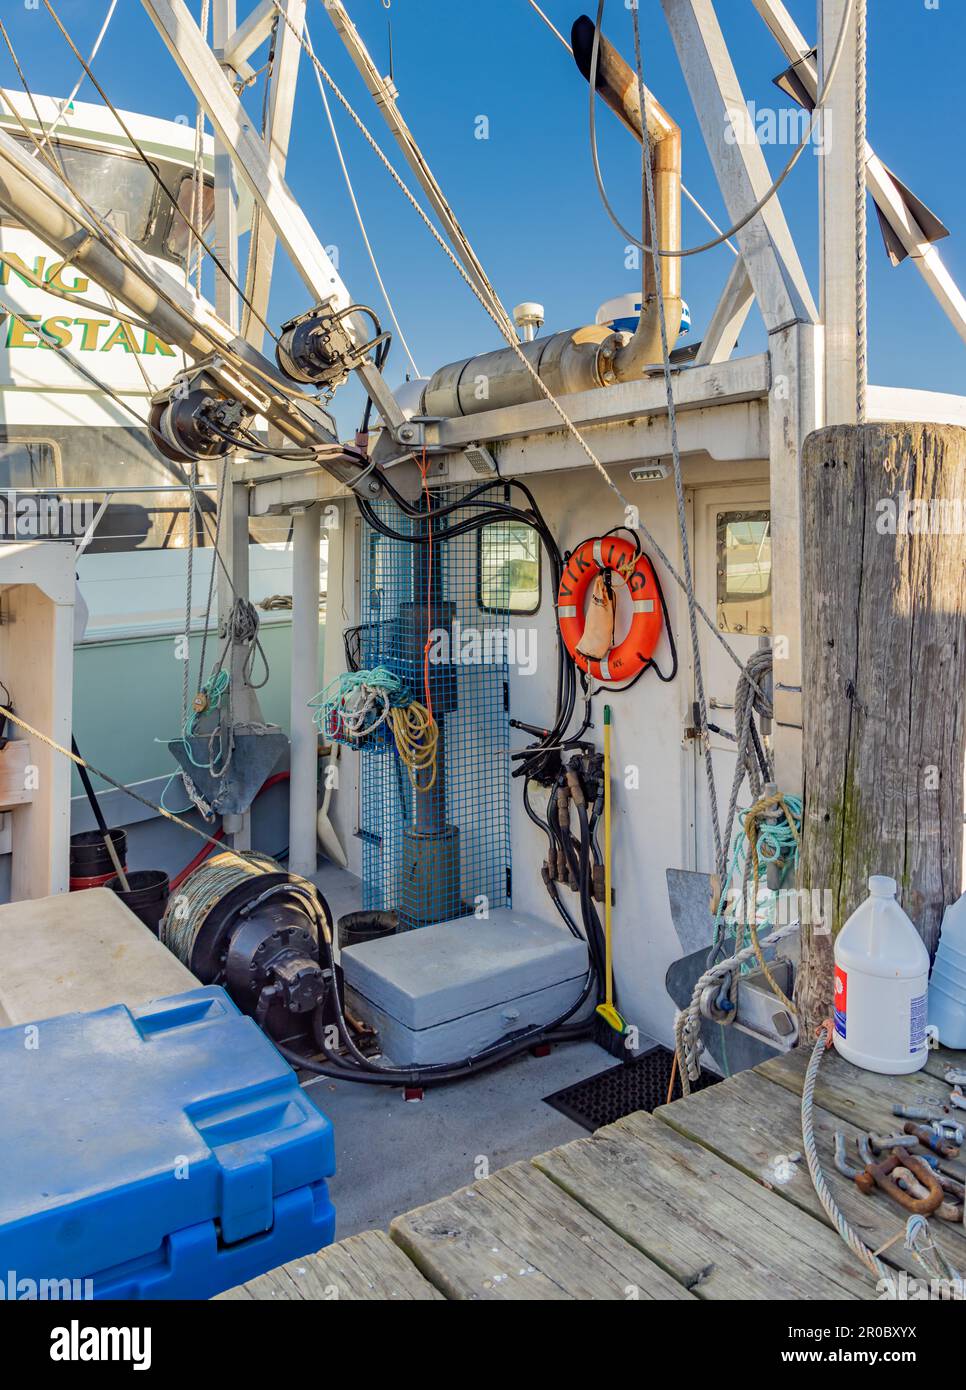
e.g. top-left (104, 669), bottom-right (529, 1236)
top-left (301, 1039), bottom-right (620, 1240)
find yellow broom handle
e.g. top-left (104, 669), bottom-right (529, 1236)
top-left (604, 704), bottom-right (613, 1008)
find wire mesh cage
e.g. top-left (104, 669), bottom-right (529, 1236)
top-left (358, 489), bottom-right (513, 930)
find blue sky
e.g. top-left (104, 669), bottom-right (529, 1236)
top-left (3, 0), bottom-right (964, 432)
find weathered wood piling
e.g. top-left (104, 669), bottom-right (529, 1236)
top-left (798, 422), bottom-right (966, 1033)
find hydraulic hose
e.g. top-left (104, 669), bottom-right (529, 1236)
top-left (278, 761), bottom-right (603, 1088)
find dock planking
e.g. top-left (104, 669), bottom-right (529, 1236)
top-left (758, 1045), bottom-right (965, 1171)
top-left (656, 1067), bottom-right (964, 1279)
top-left (533, 1109), bottom-right (875, 1299)
top-left (216, 1229), bottom-right (444, 1301)
top-left (390, 1161), bottom-right (695, 1301)
top-left (223, 1044), bottom-right (966, 1301)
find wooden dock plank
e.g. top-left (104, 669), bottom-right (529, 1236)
top-left (655, 1069), bottom-right (966, 1278)
top-left (217, 1229), bottom-right (445, 1301)
top-left (534, 1110), bottom-right (876, 1300)
top-left (389, 1160), bottom-right (695, 1301)
top-left (926, 1044), bottom-right (966, 1083)
top-left (757, 1047), bottom-right (966, 1182)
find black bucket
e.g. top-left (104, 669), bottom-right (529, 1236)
top-left (338, 909), bottom-right (399, 951)
top-left (69, 828), bottom-right (127, 890)
top-left (107, 869), bottom-right (170, 936)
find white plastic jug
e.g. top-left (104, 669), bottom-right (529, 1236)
top-left (928, 891), bottom-right (966, 1048)
top-left (833, 875), bottom-right (930, 1074)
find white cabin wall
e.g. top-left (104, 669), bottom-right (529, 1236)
top-left (322, 451), bottom-right (769, 1051)
top-left (505, 456), bottom-right (767, 1049)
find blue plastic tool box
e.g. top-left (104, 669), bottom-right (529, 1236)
top-left (0, 986), bottom-right (335, 1299)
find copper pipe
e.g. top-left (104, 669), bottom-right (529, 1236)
top-left (571, 15), bottom-right (682, 380)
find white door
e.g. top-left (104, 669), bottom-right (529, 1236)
top-left (691, 485), bottom-right (772, 875)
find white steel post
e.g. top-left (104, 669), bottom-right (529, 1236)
top-left (819, 0), bottom-right (861, 424)
top-left (213, 0), bottom-right (250, 847)
top-left (289, 505), bottom-right (321, 877)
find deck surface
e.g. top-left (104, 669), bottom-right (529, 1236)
top-left (221, 1042), bottom-right (966, 1301)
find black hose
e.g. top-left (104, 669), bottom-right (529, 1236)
top-left (280, 765), bottom-right (602, 1089)
top-left (278, 1015), bottom-right (595, 1087)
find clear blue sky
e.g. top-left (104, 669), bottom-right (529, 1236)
top-left (3, 0), bottom-right (964, 433)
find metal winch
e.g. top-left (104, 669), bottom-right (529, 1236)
top-left (159, 850), bottom-right (335, 1044)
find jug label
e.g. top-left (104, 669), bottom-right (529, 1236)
top-left (910, 991), bottom-right (927, 1054)
top-left (834, 965), bottom-right (847, 1038)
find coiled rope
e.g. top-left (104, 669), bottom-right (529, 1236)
top-left (674, 920), bottom-right (798, 1095)
top-left (311, 668), bottom-right (438, 792)
top-left (161, 849), bottom-right (281, 965)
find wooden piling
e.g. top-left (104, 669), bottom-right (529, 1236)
top-left (798, 422), bottom-right (966, 1034)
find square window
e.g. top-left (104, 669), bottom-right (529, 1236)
top-left (478, 520), bottom-right (541, 614)
top-left (716, 509), bottom-right (771, 635)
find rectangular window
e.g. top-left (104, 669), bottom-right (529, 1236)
top-left (0, 438), bottom-right (60, 488)
top-left (164, 171), bottom-right (216, 262)
top-left (478, 520), bottom-right (541, 614)
top-left (716, 509), bottom-right (771, 635)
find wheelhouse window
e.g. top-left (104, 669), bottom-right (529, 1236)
top-left (164, 171), bottom-right (216, 261)
top-left (8, 135), bottom-right (214, 266)
top-left (716, 510), bottom-right (771, 635)
top-left (479, 520), bottom-right (541, 614)
top-left (53, 145), bottom-right (156, 243)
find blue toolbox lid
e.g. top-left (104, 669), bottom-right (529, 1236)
top-left (0, 987), bottom-right (335, 1283)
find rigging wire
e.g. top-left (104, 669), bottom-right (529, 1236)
top-left (40, 0), bottom-right (280, 346)
top-left (628, 0), bottom-right (721, 871)
top-left (585, 0), bottom-right (857, 259)
top-left (0, 61), bottom-right (363, 432)
top-left (523, 0), bottom-right (739, 256)
top-left (272, 1), bottom-right (761, 691)
top-left (0, 293), bottom-right (250, 604)
top-left (303, 19), bottom-right (420, 379)
top-left (0, 701), bottom-right (225, 851)
top-left (36, 0), bottom-right (119, 155)
top-left (188, 0), bottom-right (212, 299)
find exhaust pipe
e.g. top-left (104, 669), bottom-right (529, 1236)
top-left (571, 14), bottom-right (682, 381)
top-left (422, 13), bottom-right (681, 420)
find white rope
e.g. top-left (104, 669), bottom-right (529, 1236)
top-left (675, 921), bottom-right (799, 1092)
top-left (303, 20), bottom-right (420, 379)
top-left (854, 0), bottom-right (868, 424)
top-left (802, 1025), bottom-right (892, 1284)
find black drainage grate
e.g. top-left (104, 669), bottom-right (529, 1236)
top-left (543, 1046), bottom-right (721, 1133)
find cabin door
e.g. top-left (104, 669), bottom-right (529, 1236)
top-left (690, 485), bottom-right (772, 875)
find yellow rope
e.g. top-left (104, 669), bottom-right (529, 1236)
top-left (389, 701), bottom-right (438, 792)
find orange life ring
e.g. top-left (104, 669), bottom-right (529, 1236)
top-left (557, 535), bottom-right (663, 683)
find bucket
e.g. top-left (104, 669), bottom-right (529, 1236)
top-left (338, 909), bottom-right (399, 951)
top-left (107, 869), bottom-right (170, 936)
top-left (928, 894), bottom-right (966, 1046)
top-left (930, 954), bottom-right (966, 991)
top-left (70, 829), bottom-right (127, 891)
